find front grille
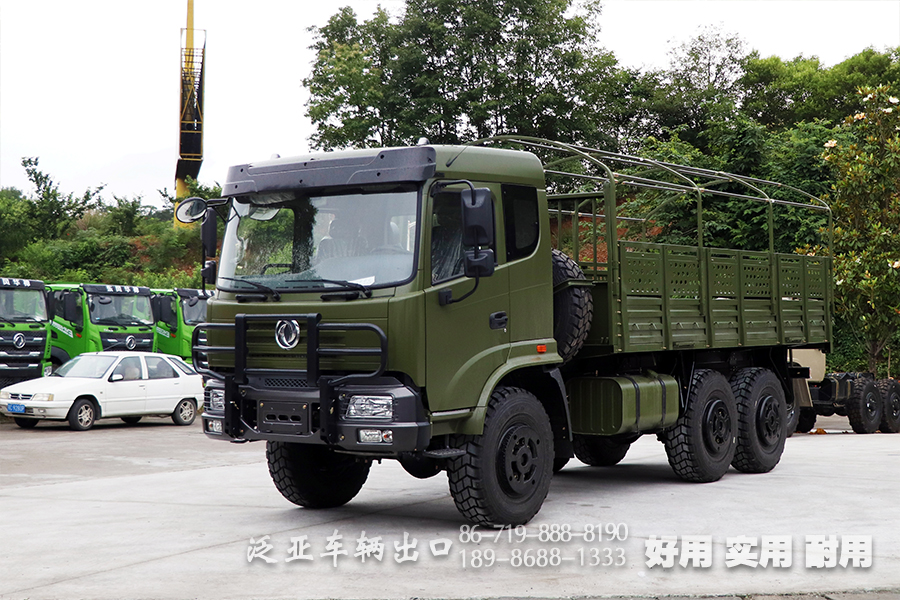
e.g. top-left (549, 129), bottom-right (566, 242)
top-left (0, 333), bottom-right (46, 358)
top-left (8, 392), bottom-right (33, 400)
top-left (264, 378), bottom-right (311, 389)
top-left (101, 333), bottom-right (153, 351)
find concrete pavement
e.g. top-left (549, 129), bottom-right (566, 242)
top-left (0, 415), bottom-right (897, 599)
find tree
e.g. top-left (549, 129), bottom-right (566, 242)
top-left (740, 47), bottom-right (900, 129)
top-left (822, 85), bottom-right (900, 374)
top-left (0, 188), bottom-right (32, 263)
top-left (651, 26), bottom-right (748, 151)
top-left (304, 0), bottom-right (647, 151)
top-left (21, 157), bottom-right (103, 240)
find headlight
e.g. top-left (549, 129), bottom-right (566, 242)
top-left (31, 393), bottom-right (54, 402)
top-left (345, 395), bottom-right (393, 420)
top-left (0, 390), bottom-right (9, 400)
top-left (43, 365), bottom-right (53, 377)
top-left (208, 389), bottom-right (225, 411)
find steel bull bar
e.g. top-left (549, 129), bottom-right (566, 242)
top-left (192, 313), bottom-right (388, 443)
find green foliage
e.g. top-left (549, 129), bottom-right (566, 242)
top-left (823, 85), bottom-right (900, 372)
top-left (304, 0), bottom-right (645, 151)
top-left (21, 157), bottom-right (103, 240)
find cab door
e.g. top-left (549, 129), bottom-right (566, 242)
top-left (424, 186), bottom-right (510, 412)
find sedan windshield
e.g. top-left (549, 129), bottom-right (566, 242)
top-left (218, 188), bottom-right (419, 293)
top-left (54, 354), bottom-right (117, 378)
top-left (88, 294), bottom-right (154, 326)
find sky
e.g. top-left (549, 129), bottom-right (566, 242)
top-left (1, 0), bottom-right (898, 209)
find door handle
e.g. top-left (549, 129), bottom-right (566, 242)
top-left (489, 311), bottom-right (508, 330)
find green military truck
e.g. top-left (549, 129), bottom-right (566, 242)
top-left (0, 278), bottom-right (52, 387)
top-left (47, 283), bottom-right (155, 366)
top-left (151, 288), bottom-right (213, 362)
top-left (177, 138), bottom-right (832, 526)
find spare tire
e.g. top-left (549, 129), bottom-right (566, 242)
top-left (551, 249), bottom-right (592, 363)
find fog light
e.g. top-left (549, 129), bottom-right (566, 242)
top-left (381, 430), bottom-right (393, 443)
top-left (206, 419), bottom-right (223, 434)
top-left (346, 395), bottom-right (392, 420)
top-left (358, 429), bottom-right (383, 443)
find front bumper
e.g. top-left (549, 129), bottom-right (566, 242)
top-left (201, 377), bottom-right (430, 454)
top-left (1, 401), bottom-right (72, 420)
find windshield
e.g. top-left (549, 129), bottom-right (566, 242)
top-left (218, 188), bottom-right (419, 293)
top-left (88, 293), bottom-right (153, 326)
top-left (0, 289), bottom-right (48, 322)
top-left (181, 297), bottom-right (207, 325)
top-left (54, 354), bottom-right (117, 378)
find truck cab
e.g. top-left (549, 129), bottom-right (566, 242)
top-left (0, 278), bottom-right (52, 387)
top-left (47, 283), bottom-right (155, 367)
top-left (151, 288), bottom-right (214, 362)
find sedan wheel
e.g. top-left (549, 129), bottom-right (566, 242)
top-left (68, 399), bottom-right (96, 431)
top-left (172, 399), bottom-right (196, 426)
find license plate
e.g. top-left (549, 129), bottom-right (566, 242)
top-left (7, 403), bottom-right (25, 414)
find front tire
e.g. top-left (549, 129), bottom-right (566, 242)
top-left (121, 416), bottom-right (142, 424)
top-left (662, 370), bottom-right (736, 482)
top-left (266, 442), bottom-right (371, 509)
top-left (13, 417), bottom-right (38, 429)
top-left (730, 368), bottom-right (786, 473)
top-left (447, 386), bottom-right (554, 526)
top-left (68, 399), bottom-right (96, 431)
top-left (573, 434), bottom-right (631, 466)
top-left (171, 399), bottom-right (197, 426)
top-left (846, 379), bottom-right (882, 434)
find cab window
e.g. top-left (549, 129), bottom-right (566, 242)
top-left (146, 356), bottom-right (178, 379)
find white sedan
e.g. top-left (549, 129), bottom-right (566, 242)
top-left (0, 351), bottom-right (204, 431)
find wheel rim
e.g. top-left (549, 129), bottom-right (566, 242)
top-left (179, 401), bottom-right (194, 422)
top-left (702, 398), bottom-right (732, 457)
top-left (498, 424), bottom-right (542, 497)
top-left (78, 404), bottom-right (93, 427)
top-left (864, 391), bottom-right (879, 420)
top-left (755, 394), bottom-right (782, 448)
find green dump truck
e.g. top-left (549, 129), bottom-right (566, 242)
top-left (0, 278), bottom-right (52, 387)
top-left (178, 138), bottom-right (832, 526)
top-left (151, 288), bottom-right (213, 362)
top-left (47, 283), bottom-right (155, 366)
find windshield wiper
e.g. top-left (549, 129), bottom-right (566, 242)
top-left (286, 278), bottom-right (372, 298)
top-left (0, 315), bottom-right (14, 324)
top-left (219, 276), bottom-right (282, 301)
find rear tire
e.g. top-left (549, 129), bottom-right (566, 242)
top-left (68, 399), bottom-right (96, 431)
top-left (846, 379), bottom-right (882, 434)
top-left (13, 417), bottom-right (38, 429)
top-left (877, 379), bottom-right (900, 433)
top-left (796, 407), bottom-right (817, 433)
top-left (121, 416), bottom-right (142, 424)
top-left (573, 435), bottom-right (631, 466)
top-left (447, 386), bottom-right (554, 526)
top-left (662, 370), bottom-right (736, 482)
top-left (266, 442), bottom-right (371, 508)
top-left (729, 368), bottom-right (786, 473)
top-left (551, 249), bottom-right (592, 363)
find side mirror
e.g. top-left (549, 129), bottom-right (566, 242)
top-left (110, 374), bottom-right (124, 382)
top-left (63, 293), bottom-right (80, 324)
top-left (175, 197), bottom-right (208, 224)
top-left (461, 188), bottom-right (494, 247)
top-left (161, 298), bottom-right (178, 330)
top-left (201, 260), bottom-right (217, 285)
top-left (201, 208), bottom-right (217, 259)
top-left (46, 292), bottom-right (55, 320)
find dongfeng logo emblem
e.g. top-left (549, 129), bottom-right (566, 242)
top-left (275, 320), bottom-right (301, 350)
top-left (13, 333), bottom-right (26, 349)
top-left (125, 335), bottom-right (137, 350)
